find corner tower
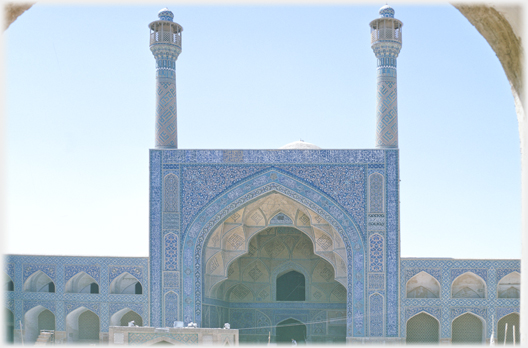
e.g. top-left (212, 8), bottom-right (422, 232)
top-left (149, 8), bottom-right (183, 148)
top-left (370, 5), bottom-right (402, 148)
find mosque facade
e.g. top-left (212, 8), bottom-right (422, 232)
top-left (3, 6), bottom-right (520, 345)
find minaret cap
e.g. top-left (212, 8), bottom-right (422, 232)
top-left (379, 5), bottom-right (395, 18)
top-left (158, 8), bottom-right (174, 22)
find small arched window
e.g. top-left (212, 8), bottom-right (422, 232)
top-left (277, 271), bottom-right (305, 301)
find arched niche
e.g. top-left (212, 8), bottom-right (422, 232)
top-left (185, 175), bottom-right (363, 336)
top-left (276, 318), bottom-right (307, 344)
top-left (109, 272), bottom-right (142, 294)
top-left (227, 283), bottom-right (254, 302)
top-left (110, 308), bottom-right (143, 327)
top-left (498, 271), bottom-right (520, 298)
top-left (406, 312), bottom-right (439, 344)
top-left (4, 273), bottom-right (14, 292)
top-left (24, 305), bottom-right (55, 344)
top-left (451, 312), bottom-right (484, 344)
top-left (65, 272), bottom-right (99, 294)
top-left (23, 270), bottom-right (55, 293)
top-left (203, 192), bottom-right (350, 298)
top-left (66, 307), bottom-right (100, 344)
top-left (451, 272), bottom-right (486, 298)
top-left (497, 312), bottom-right (520, 344)
top-left (406, 271), bottom-right (440, 298)
top-left (209, 227), bottom-right (345, 311)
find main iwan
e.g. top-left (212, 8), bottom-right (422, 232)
top-left (4, 6), bottom-right (520, 345)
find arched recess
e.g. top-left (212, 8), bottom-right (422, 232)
top-left (4, 273), bottom-right (14, 291)
top-left (183, 172), bottom-right (365, 336)
top-left (203, 192), bottom-right (350, 299)
top-left (451, 272), bottom-right (486, 298)
top-left (497, 312), bottom-right (520, 344)
top-left (109, 272), bottom-right (142, 294)
top-left (406, 312), bottom-right (439, 344)
top-left (23, 271), bottom-right (55, 293)
top-left (24, 305), bottom-right (55, 344)
top-left (276, 270), bottom-right (305, 301)
top-left (66, 307), bottom-right (100, 344)
top-left (65, 271), bottom-right (99, 294)
top-left (451, 312), bottom-right (484, 344)
top-left (498, 272), bottom-right (520, 298)
top-left (5, 308), bottom-right (14, 343)
top-left (110, 308), bottom-right (143, 327)
top-left (164, 173), bottom-right (179, 212)
top-left (276, 318), bottom-right (307, 344)
top-left (406, 271), bottom-right (440, 298)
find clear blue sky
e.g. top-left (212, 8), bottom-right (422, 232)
top-left (4, 4), bottom-right (521, 259)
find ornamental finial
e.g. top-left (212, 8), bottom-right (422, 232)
top-left (158, 8), bottom-right (174, 22)
top-left (379, 5), bottom-right (395, 18)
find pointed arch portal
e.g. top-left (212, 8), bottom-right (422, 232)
top-left (177, 170), bottom-right (370, 340)
top-left (276, 319), bottom-right (307, 344)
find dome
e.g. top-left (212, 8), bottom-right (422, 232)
top-left (279, 140), bottom-right (321, 150)
top-left (379, 5), bottom-right (395, 18)
top-left (158, 8), bottom-right (174, 22)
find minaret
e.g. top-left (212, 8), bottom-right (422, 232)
top-left (370, 5), bottom-right (402, 148)
top-left (149, 8), bottom-right (183, 148)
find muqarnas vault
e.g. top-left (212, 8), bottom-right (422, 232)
top-left (4, 6), bottom-right (520, 345)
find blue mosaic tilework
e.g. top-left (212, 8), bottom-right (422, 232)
top-left (65, 301), bottom-right (100, 315)
top-left (450, 268), bottom-right (487, 283)
top-left (368, 274), bottom-right (385, 290)
top-left (5, 262), bottom-right (15, 278)
top-left (128, 333), bottom-right (198, 345)
top-left (181, 175), bottom-right (362, 336)
top-left (369, 173), bottom-right (383, 213)
top-left (385, 150), bottom-right (399, 336)
top-left (369, 293), bottom-right (383, 337)
top-left (164, 174), bottom-right (179, 212)
top-left (405, 307), bottom-right (441, 321)
top-left (64, 265), bottom-right (100, 283)
top-left (181, 165), bottom-right (268, 233)
top-left (400, 258), bottom-right (520, 339)
top-left (163, 272), bottom-right (180, 289)
top-left (109, 266), bottom-right (144, 283)
top-left (164, 291), bottom-right (179, 327)
top-left (162, 149), bottom-right (385, 165)
top-left (151, 21), bottom-right (181, 150)
top-left (5, 254), bottom-right (149, 332)
top-left (279, 165), bottom-right (366, 234)
top-left (375, 80), bottom-right (398, 147)
top-left (23, 300), bottom-right (56, 313)
top-left (450, 307), bottom-right (486, 320)
top-left (369, 234), bottom-right (383, 272)
top-left (109, 302), bottom-right (144, 316)
top-left (404, 268), bottom-right (442, 284)
top-left (163, 213), bottom-right (180, 231)
top-left (164, 233), bottom-right (178, 271)
top-left (23, 264), bottom-right (56, 282)
top-left (150, 149), bottom-right (393, 339)
top-left (496, 307), bottom-right (520, 319)
top-left (150, 150), bottom-right (163, 327)
top-left (496, 268), bottom-right (519, 283)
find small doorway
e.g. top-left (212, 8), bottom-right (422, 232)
top-left (276, 319), bottom-right (306, 344)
